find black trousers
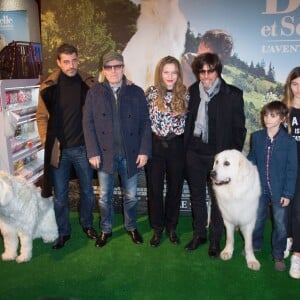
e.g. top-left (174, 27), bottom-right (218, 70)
top-left (185, 149), bottom-right (224, 243)
top-left (290, 170), bottom-right (300, 252)
top-left (147, 134), bottom-right (185, 234)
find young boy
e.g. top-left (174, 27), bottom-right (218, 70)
top-left (248, 101), bottom-right (297, 271)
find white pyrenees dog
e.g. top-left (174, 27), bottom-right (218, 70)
top-left (210, 149), bottom-right (261, 271)
top-left (0, 171), bottom-right (58, 263)
top-left (123, 0), bottom-right (187, 89)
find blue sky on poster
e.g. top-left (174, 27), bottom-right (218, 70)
top-left (130, 0), bottom-right (300, 83)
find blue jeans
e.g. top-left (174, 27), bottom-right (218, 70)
top-left (52, 146), bottom-right (95, 236)
top-left (98, 155), bottom-right (138, 233)
top-left (253, 192), bottom-right (288, 260)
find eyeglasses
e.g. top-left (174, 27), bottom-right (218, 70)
top-left (103, 64), bottom-right (124, 71)
top-left (199, 69), bottom-right (215, 75)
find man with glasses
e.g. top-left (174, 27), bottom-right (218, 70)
top-left (37, 43), bottom-right (97, 250)
top-left (184, 53), bottom-right (246, 257)
top-left (83, 51), bottom-right (151, 248)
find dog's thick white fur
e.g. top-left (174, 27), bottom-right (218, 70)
top-left (123, 0), bottom-right (187, 89)
top-left (0, 171), bottom-right (58, 263)
top-left (211, 150), bottom-right (261, 271)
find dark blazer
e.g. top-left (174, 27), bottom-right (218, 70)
top-left (184, 78), bottom-right (246, 153)
top-left (37, 70), bottom-right (94, 197)
top-left (248, 127), bottom-right (297, 201)
top-left (82, 78), bottom-right (152, 178)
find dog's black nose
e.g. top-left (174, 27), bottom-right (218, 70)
top-left (210, 170), bottom-right (216, 179)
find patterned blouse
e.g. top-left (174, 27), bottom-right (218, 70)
top-left (145, 86), bottom-right (189, 137)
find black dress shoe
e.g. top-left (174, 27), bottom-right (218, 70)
top-left (83, 227), bottom-right (98, 240)
top-left (127, 229), bottom-right (143, 244)
top-left (150, 233), bottom-right (162, 247)
top-left (208, 242), bottom-right (221, 258)
top-left (52, 235), bottom-right (70, 250)
top-left (95, 232), bottom-right (112, 248)
top-left (184, 236), bottom-right (207, 251)
top-left (167, 231), bottom-right (180, 245)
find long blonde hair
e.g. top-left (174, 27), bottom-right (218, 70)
top-left (154, 56), bottom-right (187, 115)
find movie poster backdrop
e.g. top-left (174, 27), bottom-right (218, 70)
top-left (40, 0), bottom-right (300, 214)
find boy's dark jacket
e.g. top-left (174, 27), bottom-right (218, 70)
top-left (248, 126), bottom-right (297, 201)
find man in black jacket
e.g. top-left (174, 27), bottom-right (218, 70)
top-left (184, 53), bottom-right (246, 257)
top-left (37, 43), bottom-right (97, 249)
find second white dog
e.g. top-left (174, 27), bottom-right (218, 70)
top-left (0, 171), bottom-right (58, 263)
top-left (210, 149), bottom-right (261, 271)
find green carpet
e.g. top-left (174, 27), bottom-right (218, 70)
top-left (0, 213), bottom-right (299, 300)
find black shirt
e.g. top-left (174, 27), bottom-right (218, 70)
top-left (56, 73), bottom-right (85, 148)
top-left (290, 107), bottom-right (300, 162)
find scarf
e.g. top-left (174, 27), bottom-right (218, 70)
top-left (193, 78), bottom-right (221, 143)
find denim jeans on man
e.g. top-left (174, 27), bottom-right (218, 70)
top-left (253, 189), bottom-right (289, 260)
top-left (98, 155), bottom-right (138, 234)
top-left (52, 146), bottom-right (95, 236)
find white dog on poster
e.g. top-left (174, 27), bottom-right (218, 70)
top-left (0, 171), bottom-right (58, 263)
top-left (210, 150), bottom-right (261, 271)
top-left (123, 0), bottom-right (187, 89)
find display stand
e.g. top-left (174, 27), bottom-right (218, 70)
top-left (0, 78), bottom-right (43, 183)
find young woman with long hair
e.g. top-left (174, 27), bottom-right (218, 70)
top-left (145, 56), bottom-right (189, 247)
